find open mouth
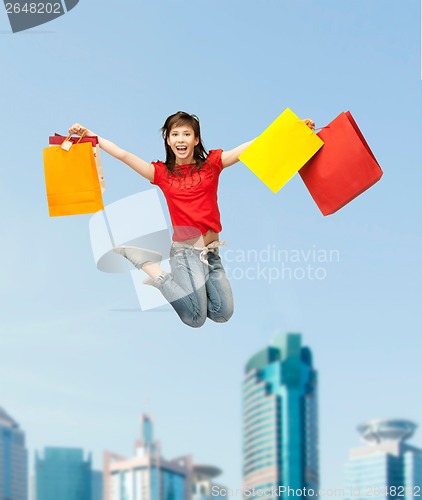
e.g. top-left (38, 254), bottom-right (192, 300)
top-left (176, 146), bottom-right (187, 152)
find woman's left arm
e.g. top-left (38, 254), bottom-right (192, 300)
top-left (221, 140), bottom-right (255, 168)
top-left (221, 118), bottom-right (316, 169)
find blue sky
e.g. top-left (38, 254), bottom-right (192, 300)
top-left (0, 0), bottom-right (421, 493)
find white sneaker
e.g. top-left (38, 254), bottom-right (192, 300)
top-left (113, 246), bottom-right (162, 270)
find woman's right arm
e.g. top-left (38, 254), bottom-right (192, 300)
top-left (68, 123), bottom-right (154, 182)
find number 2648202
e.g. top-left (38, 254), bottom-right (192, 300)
top-left (5, 3), bottom-right (62, 14)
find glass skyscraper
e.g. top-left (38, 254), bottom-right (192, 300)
top-left (104, 414), bottom-right (226, 500)
top-left (35, 447), bottom-right (93, 500)
top-left (344, 419), bottom-right (422, 500)
top-left (104, 414), bottom-right (189, 500)
top-left (0, 407), bottom-right (28, 500)
top-left (242, 333), bottom-right (319, 498)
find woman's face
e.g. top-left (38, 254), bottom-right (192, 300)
top-left (167, 124), bottom-right (199, 165)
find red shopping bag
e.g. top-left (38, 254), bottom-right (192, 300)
top-left (299, 111), bottom-right (383, 215)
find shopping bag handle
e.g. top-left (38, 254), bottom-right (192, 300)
top-left (60, 130), bottom-right (87, 146)
top-left (299, 120), bottom-right (327, 133)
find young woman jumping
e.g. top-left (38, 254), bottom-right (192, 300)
top-left (69, 112), bottom-right (315, 328)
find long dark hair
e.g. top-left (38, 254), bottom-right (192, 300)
top-left (161, 111), bottom-right (208, 177)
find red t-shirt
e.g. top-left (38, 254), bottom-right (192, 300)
top-left (151, 149), bottom-right (224, 242)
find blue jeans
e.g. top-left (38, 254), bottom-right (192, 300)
top-left (151, 242), bottom-right (234, 328)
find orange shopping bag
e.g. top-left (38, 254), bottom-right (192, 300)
top-left (43, 134), bottom-right (104, 217)
top-left (49, 133), bottom-right (105, 193)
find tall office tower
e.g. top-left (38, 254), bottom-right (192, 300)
top-left (104, 414), bottom-right (226, 500)
top-left (0, 407), bottom-right (28, 500)
top-left (242, 333), bottom-right (319, 498)
top-left (344, 419), bottom-right (422, 500)
top-left (35, 447), bottom-right (93, 500)
top-left (104, 414), bottom-right (190, 500)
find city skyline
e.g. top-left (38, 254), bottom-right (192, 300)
top-left (4, 330), bottom-right (422, 499)
top-left (2, 385), bottom-right (422, 498)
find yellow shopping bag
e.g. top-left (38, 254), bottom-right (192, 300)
top-left (239, 108), bottom-right (324, 193)
top-left (43, 135), bottom-right (104, 217)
